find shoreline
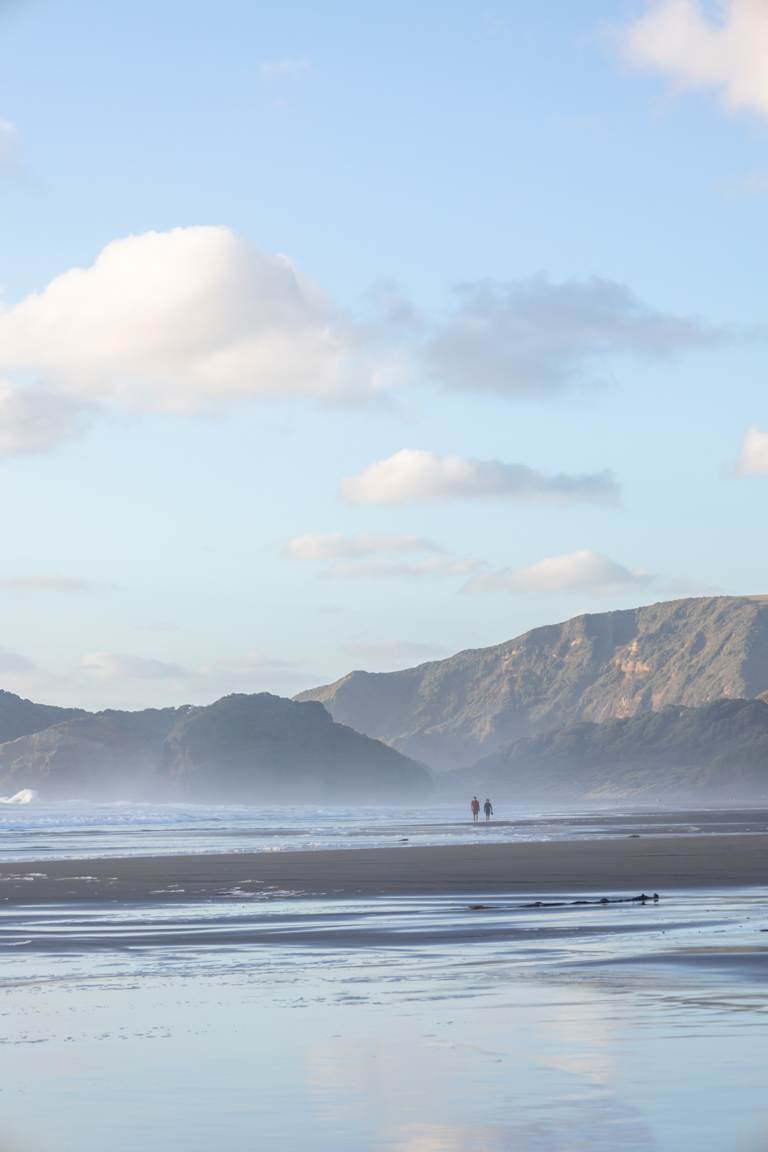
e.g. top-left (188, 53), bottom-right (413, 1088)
top-left (2, 833), bottom-right (768, 905)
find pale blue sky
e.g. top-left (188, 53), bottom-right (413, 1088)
top-left (0, 0), bottom-right (766, 709)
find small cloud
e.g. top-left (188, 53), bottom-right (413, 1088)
top-left (616, 0), bottom-right (768, 121)
top-left (465, 549), bottom-right (653, 596)
top-left (425, 276), bottom-right (719, 397)
top-left (0, 383), bottom-right (90, 456)
top-left (341, 449), bottom-right (619, 506)
top-left (285, 533), bottom-right (443, 562)
top-left (737, 425), bottom-right (768, 474)
top-left (81, 652), bottom-right (192, 681)
top-left (287, 530), bottom-right (478, 580)
top-left (258, 56), bottom-right (311, 80)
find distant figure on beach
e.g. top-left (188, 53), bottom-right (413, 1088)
top-left (471, 796), bottom-right (480, 823)
top-left (483, 798), bottom-right (493, 822)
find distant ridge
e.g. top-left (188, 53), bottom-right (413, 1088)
top-left (460, 697), bottom-right (768, 802)
top-left (297, 596), bottom-right (768, 769)
top-left (0, 692), bottom-right (429, 801)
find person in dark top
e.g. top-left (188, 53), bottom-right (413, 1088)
top-left (483, 798), bottom-right (493, 822)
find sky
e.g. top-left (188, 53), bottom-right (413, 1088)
top-left (1, 0), bottom-right (767, 710)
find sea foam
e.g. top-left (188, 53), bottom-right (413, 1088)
top-left (0, 788), bottom-right (37, 805)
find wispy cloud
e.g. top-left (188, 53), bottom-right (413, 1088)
top-left (81, 652), bottom-right (192, 681)
top-left (616, 0), bottom-right (768, 121)
top-left (426, 276), bottom-right (719, 397)
top-left (286, 533), bottom-right (442, 562)
top-left (326, 555), bottom-right (480, 580)
top-left (465, 549), bottom-right (653, 596)
top-left (341, 449), bottom-right (619, 506)
top-left (286, 531), bottom-right (477, 580)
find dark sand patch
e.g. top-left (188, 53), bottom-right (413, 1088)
top-left (1, 833), bottom-right (768, 906)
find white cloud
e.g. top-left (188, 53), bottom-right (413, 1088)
top-left (341, 449), bottom-right (619, 505)
top-left (0, 119), bottom-right (17, 171)
top-left (465, 549), bottom-right (653, 595)
top-left (618, 0), bottom-right (768, 120)
top-left (426, 276), bottom-right (717, 396)
top-left (0, 383), bottom-right (89, 456)
top-left (0, 227), bottom-right (382, 410)
top-left (81, 652), bottom-right (192, 681)
top-left (286, 533), bottom-right (442, 561)
top-left (287, 531), bottom-right (477, 580)
top-left (0, 229), bottom-right (721, 452)
top-left (258, 56), bottom-right (311, 80)
top-left (738, 425), bottom-right (768, 474)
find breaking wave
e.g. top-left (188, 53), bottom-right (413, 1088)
top-left (0, 788), bottom-right (37, 805)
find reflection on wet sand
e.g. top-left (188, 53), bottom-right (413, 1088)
top-left (0, 888), bottom-right (767, 1150)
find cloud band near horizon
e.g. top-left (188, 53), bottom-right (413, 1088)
top-left (340, 449), bottom-right (619, 505)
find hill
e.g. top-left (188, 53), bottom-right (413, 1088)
top-left (0, 692), bottom-right (430, 801)
top-left (0, 689), bottom-right (85, 744)
top-left (297, 596), bottom-right (768, 769)
top-left (461, 697), bottom-right (768, 802)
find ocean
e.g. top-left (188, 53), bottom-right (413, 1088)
top-left (1, 796), bottom-right (764, 861)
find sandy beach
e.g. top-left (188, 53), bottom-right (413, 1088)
top-left (3, 821), bottom-right (768, 1151)
top-left (3, 831), bottom-right (768, 905)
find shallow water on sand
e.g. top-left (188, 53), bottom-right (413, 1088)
top-left (1, 889), bottom-right (767, 1151)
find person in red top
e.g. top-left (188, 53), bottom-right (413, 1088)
top-left (471, 796), bottom-right (480, 823)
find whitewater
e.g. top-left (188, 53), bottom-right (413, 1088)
top-left (0, 788), bottom-right (36, 805)
top-left (0, 796), bottom-right (766, 861)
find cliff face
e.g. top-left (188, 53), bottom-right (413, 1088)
top-left (0, 693), bottom-right (430, 801)
top-left (297, 597), bottom-right (768, 769)
top-left (461, 698), bottom-right (768, 802)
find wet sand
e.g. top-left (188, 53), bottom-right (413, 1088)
top-left (2, 832), bottom-right (768, 905)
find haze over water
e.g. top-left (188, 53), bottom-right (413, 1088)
top-left (2, 801), bottom-right (766, 861)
